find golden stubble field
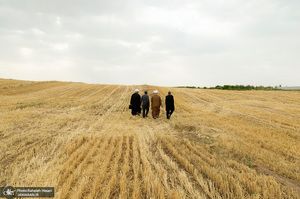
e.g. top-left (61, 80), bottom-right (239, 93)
top-left (0, 78), bottom-right (299, 199)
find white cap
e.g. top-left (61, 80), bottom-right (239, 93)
top-left (135, 89), bottom-right (139, 92)
top-left (154, 90), bottom-right (158, 93)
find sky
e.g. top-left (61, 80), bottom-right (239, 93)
top-left (0, 0), bottom-right (299, 87)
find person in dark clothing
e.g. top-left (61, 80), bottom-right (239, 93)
top-left (130, 89), bottom-right (141, 116)
top-left (141, 91), bottom-right (150, 118)
top-left (165, 91), bottom-right (174, 119)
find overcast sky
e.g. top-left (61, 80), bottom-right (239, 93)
top-left (0, 0), bottom-right (299, 87)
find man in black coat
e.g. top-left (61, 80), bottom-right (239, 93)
top-left (141, 91), bottom-right (150, 118)
top-left (165, 91), bottom-right (175, 119)
top-left (130, 89), bottom-right (141, 116)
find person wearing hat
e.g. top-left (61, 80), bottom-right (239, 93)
top-left (165, 91), bottom-right (175, 119)
top-left (141, 91), bottom-right (150, 118)
top-left (130, 89), bottom-right (141, 116)
top-left (151, 90), bottom-right (162, 119)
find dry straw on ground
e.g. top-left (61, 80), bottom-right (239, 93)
top-left (0, 78), bottom-right (299, 198)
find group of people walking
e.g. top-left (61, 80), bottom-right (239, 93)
top-left (130, 89), bottom-right (175, 119)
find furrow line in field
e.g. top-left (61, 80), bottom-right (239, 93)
top-left (182, 139), bottom-right (218, 167)
top-left (79, 85), bottom-right (110, 101)
top-left (184, 139), bottom-right (257, 177)
top-left (138, 134), bottom-right (166, 199)
top-left (221, 162), bottom-right (284, 198)
top-left (101, 135), bottom-right (126, 198)
top-left (132, 134), bottom-right (142, 199)
top-left (55, 85), bottom-right (83, 98)
top-left (156, 143), bottom-right (208, 199)
top-left (57, 135), bottom-right (89, 160)
top-left (165, 136), bottom-right (284, 198)
top-left (16, 84), bottom-right (77, 101)
top-left (74, 135), bottom-right (113, 199)
top-left (2, 132), bottom-right (60, 169)
top-left (96, 86), bottom-right (122, 105)
top-left (136, 129), bottom-right (176, 198)
top-left (113, 86), bottom-right (130, 113)
top-left (61, 134), bottom-right (107, 199)
top-left (128, 135), bottom-right (134, 198)
top-left (41, 83), bottom-right (76, 97)
top-left (141, 124), bottom-right (200, 198)
top-left (159, 142), bottom-right (211, 198)
top-left (77, 86), bottom-right (97, 98)
top-left (102, 86), bottom-right (127, 113)
top-left (145, 144), bottom-right (175, 198)
top-left (119, 136), bottom-right (132, 199)
top-left (1, 137), bottom-right (41, 167)
top-left (231, 110), bottom-right (299, 133)
top-left (67, 86), bottom-right (95, 98)
top-left (57, 136), bottom-right (98, 188)
top-left (165, 136), bottom-right (240, 198)
top-left (158, 135), bottom-right (220, 198)
top-left (87, 136), bottom-right (120, 199)
top-left (180, 89), bottom-right (210, 105)
top-left (149, 125), bottom-right (210, 198)
top-left (25, 83), bottom-right (75, 100)
top-left (90, 86), bottom-right (128, 118)
top-left (88, 86), bottom-right (122, 114)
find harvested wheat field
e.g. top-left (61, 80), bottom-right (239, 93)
top-left (0, 78), bottom-right (299, 199)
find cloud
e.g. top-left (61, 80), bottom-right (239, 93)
top-left (0, 0), bottom-right (299, 86)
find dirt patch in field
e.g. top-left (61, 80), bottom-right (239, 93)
top-left (253, 164), bottom-right (300, 194)
top-left (176, 131), bottom-right (212, 143)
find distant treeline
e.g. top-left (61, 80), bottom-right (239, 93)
top-left (176, 86), bottom-right (200, 89)
top-left (176, 85), bottom-right (278, 90)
